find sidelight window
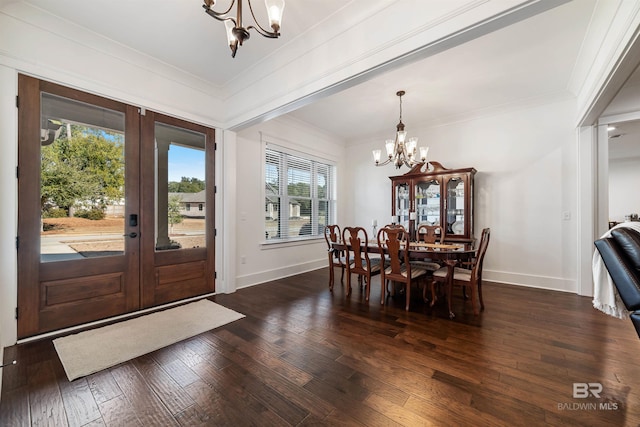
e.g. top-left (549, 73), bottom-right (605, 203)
top-left (155, 123), bottom-right (206, 251)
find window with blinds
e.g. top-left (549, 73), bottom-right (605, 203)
top-left (265, 146), bottom-right (336, 241)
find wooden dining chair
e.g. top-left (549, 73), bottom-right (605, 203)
top-left (416, 223), bottom-right (444, 244)
top-left (342, 226), bottom-right (381, 301)
top-left (324, 225), bottom-right (346, 291)
top-left (432, 227), bottom-right (490, 317)
top-left (377, 225), bottom-right (427, 311)
top-left (412, 223), bottom-right (446, 303)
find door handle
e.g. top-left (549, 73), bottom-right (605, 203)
top-left (124, 232), bottom-right (138, 238)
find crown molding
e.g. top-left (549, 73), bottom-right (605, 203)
top-left (573, 0), bottom-right (640, 126)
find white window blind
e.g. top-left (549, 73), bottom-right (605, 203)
top-left (265, 146), bottom-right (336, 242)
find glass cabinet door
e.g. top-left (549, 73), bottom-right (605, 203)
top-left (446, 177), bottom-right (465, 235)
top-left (415, 179), bottom-right (440, 226)
top-left (394, 181), bottom-right (410, 229)
top-left (390, 162), bottom-right (474, 244)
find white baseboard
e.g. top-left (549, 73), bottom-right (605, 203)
top-left (236, 263), bottom-right (579, 294)
top-left (236, 259), bottom-right (326, 289)
top-left (484, 269), bottom-right (576, 293)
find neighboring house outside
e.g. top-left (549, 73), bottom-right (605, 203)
top-left (105, 199), bottom-right (125, 217)
top-left (290, 201), bottom-right (300, 218)
top-left (265, 200), bottom-right (302, 220)
top-left (265, 199), bottom-right (277, 220)
top-left (170, 190), bottom-right (206, 218)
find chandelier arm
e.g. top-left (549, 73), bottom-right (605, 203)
top-left (246, 0), bottom-right (280, 37)
top-left (202, 2), bottom-right (236, 21)
top-left (374, 157), bottom-right (393, 167)
top-left (246, 25), bottom-right (280, 38)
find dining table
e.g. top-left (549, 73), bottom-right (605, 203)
top-left (332, 240), bottom-right (476, 318)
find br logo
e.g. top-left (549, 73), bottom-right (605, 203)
top-left (573, 383), bottom-right (603, 398)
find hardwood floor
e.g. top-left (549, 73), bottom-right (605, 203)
top-left (1, 268), bottom-right (639, 426)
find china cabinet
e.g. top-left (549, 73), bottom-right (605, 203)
top-left (390, 161), bottom-right (476, 243)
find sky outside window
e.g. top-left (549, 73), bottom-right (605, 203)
top-left (168, 145), bottom-right (205, 182)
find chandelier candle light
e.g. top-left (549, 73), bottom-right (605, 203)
top-left (203, 0), bottom-right (285, 58)
top-left (373, 90), bottom-right (429, 169)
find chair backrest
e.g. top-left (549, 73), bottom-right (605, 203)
top-left (377, 225), bottom-right (410, 280)
top-left (471, 228), bottom-right (491, 281)
top-left (416, 223), bottom-right (443, 244)
top-left (324, 224), bottom-right (341, 250)
top-left (383, 223), bottom-right (409, 242)
top-left (342, 226), bottom-right (371, 273)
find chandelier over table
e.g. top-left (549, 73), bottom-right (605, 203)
top-left (373, 90), bottom-right (428, 169)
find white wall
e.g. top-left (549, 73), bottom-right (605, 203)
top-left (609, 156), bottom-right (640, 222)
top-left (0, 64), bottom-right (17, 393)
top-left (234, 117), bottom-right (346, 288)
top-left (345, 95), bottom-right (579, 292)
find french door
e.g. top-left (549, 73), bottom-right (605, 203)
top-left (17, 75), bottom-right (215, 339)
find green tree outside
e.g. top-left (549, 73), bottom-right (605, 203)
top-left (168, 177), bottom-right (205, 193)
top-left (41, 125), bottom-right (124, 216)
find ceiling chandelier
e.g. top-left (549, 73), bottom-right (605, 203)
top-left (373, 90), bottom-right (428, 169)
top-left (202, 0), bottom-right (285, 58)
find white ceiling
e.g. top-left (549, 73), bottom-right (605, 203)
top-left (17, 0), bottom-right (352, 88)
top-left (6, 0), bottom-right (628, 145)
top-left (287, 0), bottom-right (595, 142)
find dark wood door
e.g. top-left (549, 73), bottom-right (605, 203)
top-left (16, 76), bottom-right (216, 339)
top-left (139, 112), bottom-right (216, 307)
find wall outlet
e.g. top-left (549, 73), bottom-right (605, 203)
top-left (240, 255), bottom-right (246, 264)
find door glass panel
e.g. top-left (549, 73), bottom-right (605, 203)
top-left (155, 123), bottom-right (206, 251)
top-left (447, 177), bottom-right (465, 235)
top-left (416, 179), bottom-right (440, 226)
top-left (40, 93), bottom-right (125, 262)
